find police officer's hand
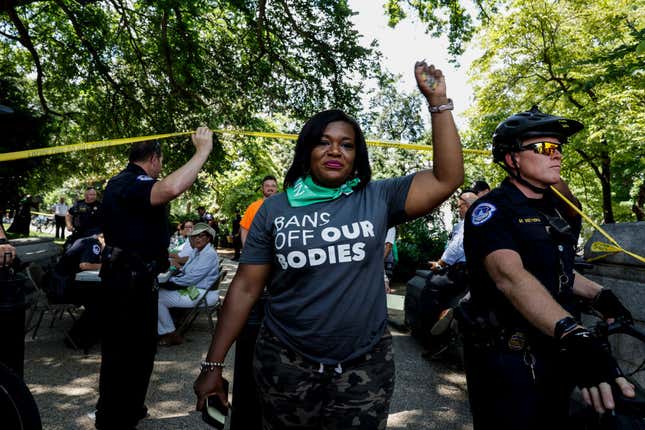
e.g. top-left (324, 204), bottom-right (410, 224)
top-left (414, 60), bottom-right (448, 106)
top-left (66, 225), bottom-right (73, 232)
top-left (558, 327), bottom-right (634, 413)
top-left (0, 243), bottom-right (16, 267)
top-left (191, 126), bottom-right (213, 155)
top-left (591, 289), bottom-right (633, 323)
top-left (581, 377), bottom-right (635, 414)
top-left (194, 368), bottom-right (228, 412)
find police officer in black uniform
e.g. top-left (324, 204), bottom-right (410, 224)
top-left (65, 187), bottom-right (104, 244)
top-left (95, 128), bottom-right (212, 429)
top-left (461, 106), bottom-right (635, 429)
top-left (53, 234), bottom-right (104, 350)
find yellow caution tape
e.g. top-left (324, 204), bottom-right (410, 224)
top-left (586, 242), bottom-right (621, 263)
top-left (550, 186), bottom-right (645, 264)
top-left (0, 131), bottom-right (193, 162)
top-left (590, 241), bottom-right (622, 254)
top-left (585, 253), bottom-right (617, 263)
top-left (31, 211), bottom-right (53, 217)
top-left (218, 130), bottom-right (298, 141)
top-left (0, 129), bottom-right (488, 162)
top-left (367, 139), bottom-right (489, 155)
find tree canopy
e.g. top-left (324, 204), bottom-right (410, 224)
top-left (2, 0), bottom-right (644, 228)
top-left (0, 0), bottom-right (378, 211)
top-left (390, 0), bottom-right (645, 222)
top-left (464, 0), bottom-right (645, 222)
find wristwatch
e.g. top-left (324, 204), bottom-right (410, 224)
top-left (428, 98), bottom-right (454, 113)
top-left (0, 238), bottom-right (8, 245)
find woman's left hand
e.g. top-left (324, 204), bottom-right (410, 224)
top-left (194, 368), bottom-right (227, 411)
top-left (414, 61), bottom-right (448, 105)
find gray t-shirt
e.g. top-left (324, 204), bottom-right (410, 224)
top-left (241, 174), bottom-right (414, 364)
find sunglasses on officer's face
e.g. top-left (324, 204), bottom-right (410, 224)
top-left (519, 141), bottom-right (563, 157)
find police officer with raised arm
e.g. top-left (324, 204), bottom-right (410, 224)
top-left (461, 107), bottom-right (635, 429)
top-left (95, 128), bottom-right (212, 429)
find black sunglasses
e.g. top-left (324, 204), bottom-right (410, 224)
top-left (518, 141), bottom-right (563, 157)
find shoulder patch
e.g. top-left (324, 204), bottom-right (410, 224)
top-left (471, 202), bottom-right (497, 226)
top-left (92, 244), bottom-right (101, 255)
top-left (136, 174), bottom-right (154, 181)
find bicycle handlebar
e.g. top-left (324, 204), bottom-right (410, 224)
top-left (593, 318), bottom-right (645, 344)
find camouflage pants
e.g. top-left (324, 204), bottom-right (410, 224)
top-left (253, 327), bottom-right (395, 430)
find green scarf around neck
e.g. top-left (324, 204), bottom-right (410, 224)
top-left (286, 175), bottom-right (360, 207)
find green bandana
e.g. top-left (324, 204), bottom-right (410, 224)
top-left (286, 175), bottom-right (361, 207)
top-left (178, 286), bottom-right (200, 300)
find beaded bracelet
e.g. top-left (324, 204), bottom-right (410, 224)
top-left (428, 98), bottom-right (454, 113)
top-left (200, 361), bottom-right (225, 372)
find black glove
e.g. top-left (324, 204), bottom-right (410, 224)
top-left (557, 327), bottom-right (622, 389)
top-left (592, 289), bottom-right (633, 323)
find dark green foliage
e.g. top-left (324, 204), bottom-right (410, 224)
top-left (0, 74), bottom-right (55, 213)
top-left (0, 0), bottom-right (377, 202)
top-left (395, 213), bottom-right (447, 281)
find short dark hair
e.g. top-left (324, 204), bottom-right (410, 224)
top-left (129, 141), bottom-right (161, 163)
top-left (284, 110), bottom-right (371, 190)
top-left (262, 175), bottom-right (277, 184)
top-left (85, 186), bottom-right (96, 192)
top-left (471, 180), bottom-right (490, 194)
top-left (197, 206), bottom-right (205, 212)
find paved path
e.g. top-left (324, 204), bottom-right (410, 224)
top-left (23, 254), bottom-right (472, 429)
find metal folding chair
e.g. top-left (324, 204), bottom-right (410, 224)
top-left (176, 269), bottom-right (227, 336)
top-left (24, 264), bottom-right (78, 344)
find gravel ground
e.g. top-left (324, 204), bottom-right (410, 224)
top-left (23, 253), bottom-right (472, 429)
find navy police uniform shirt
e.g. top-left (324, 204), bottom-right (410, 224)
top-left (102, 163), bottom-right (169, 265)
top-left (463, 178), bottom-right (581, 334)
top-left (69, 200), bottom-right (103, 236)
top-left (55, 236), bottom-right (102, 276)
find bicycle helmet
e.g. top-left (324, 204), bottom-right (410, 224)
top-left (492, 106), bottom-right (583, 162)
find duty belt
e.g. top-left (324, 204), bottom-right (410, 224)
top-left (101, 245), bottom-right (160, 292)
top-left (463, 327), bottom-right (531, 352)
top-left (456, 305), bottom-right (532, 351)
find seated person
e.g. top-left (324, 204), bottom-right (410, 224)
top-left (168, 221), bottom-right (184, 250)
top-left (52, 233), bottom-right (104, 296)
top-left (51, 234), bottom-right (104, 350)
top-left (168, 220), bottom-right (194, 267)
top-left (158, 222), bottom-right (220, 346)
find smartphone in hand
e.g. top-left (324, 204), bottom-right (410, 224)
top-left (202, 378), bottom-right (229, 429)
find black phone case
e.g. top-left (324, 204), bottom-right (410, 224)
top-left (202, 378), bottom-right (229, 429)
